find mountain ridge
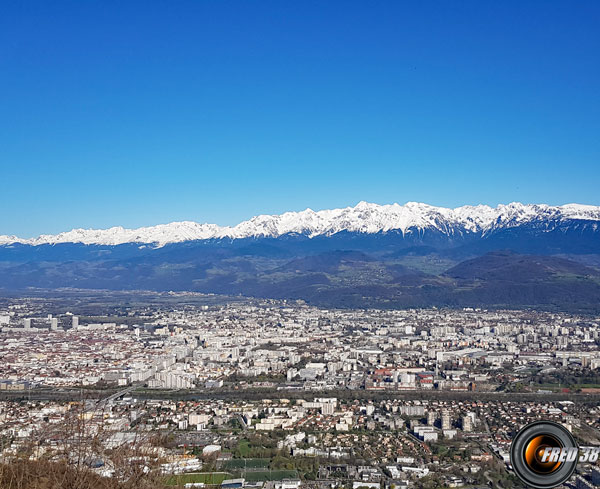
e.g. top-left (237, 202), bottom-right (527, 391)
top-left (2, 201), bottom-right (600, 247)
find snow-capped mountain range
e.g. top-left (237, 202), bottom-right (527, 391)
top-left (2, 201), bottom-right (600, 247)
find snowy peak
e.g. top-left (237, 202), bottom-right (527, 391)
top-left (2, 202), bottom-right (600, 246)
top-left (1, 222), bottom-right (225, 247)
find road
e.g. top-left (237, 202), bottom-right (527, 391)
top-left (97, 385), bottom-right (138, 405)
top-left (1, 387), bottom-right (599, 405)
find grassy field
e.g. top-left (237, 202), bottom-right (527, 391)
top-left (534, 383), bottom-right (566, 392)
top-left (165, 472), bottom-right (232, 486)
top-left (237, 440), bottom-right (251, 457)
top-left (533, 383), bottom-right (600, 391)
top-left (165, 469), bottom-right (298, 485)
top-left (224, 459), bottom-right (270, 469)
top-left (242, 470), bottom-right (298, 481)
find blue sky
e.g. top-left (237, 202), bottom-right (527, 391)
top-left (1, 1), bottom-right (599, 237)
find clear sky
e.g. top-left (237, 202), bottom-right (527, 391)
top-left (1, 1), bottom-right (599, 237)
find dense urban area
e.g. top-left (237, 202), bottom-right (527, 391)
top-left (0, 292), bottom-right (599, 488)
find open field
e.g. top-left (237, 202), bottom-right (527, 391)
top-left (165, 472), bottom-right (231, 486)
top-left (242, 470), bottom-right (299, 481)
top-left (224, 459), bottom-right (270, 470)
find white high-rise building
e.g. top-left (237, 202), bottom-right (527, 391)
top-left (321, 402), bottom-right (334, 415)
top-left (462, 414), bottom-right (473, 432)
top-left (50, 318), bottom-right (58, 331)
top-left (441, 409), bottom-right (452, 430)
top-left (427, 410), bottom-right (437, 426)
top-left (72, 316), bottom-right (79, 329)
top-left (23, 318), bottom-right (31, 329)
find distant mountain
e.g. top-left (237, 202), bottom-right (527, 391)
top-left (445, 251), bottom-right (600, 282)
top-left (278, 250), bottom-right (374, 273)
top-left (2, 201), bottom-right (600, 246)
top-left (2, 202), bottom-right (600, 312)
top-left (441, 252), bottom-right (600, 312)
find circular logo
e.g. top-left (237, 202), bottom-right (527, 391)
top-left (510, 421), bottom-right (578, 489)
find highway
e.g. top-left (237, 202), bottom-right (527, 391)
top-left (1, 387), bottom-right (599, 405)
